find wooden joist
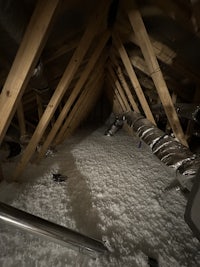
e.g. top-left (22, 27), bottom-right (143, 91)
top-left (110, 53), bottom-right (140, 113)
top-left (112, 33), bottom-right (156, 124)
top-left (123, 0), bottom-right (188, 147)
top-left (13, 1), bottom-right (111, 180)
top-left (37, 31), bottom-right (110, 160)
top-left (0, 0), bottom-right (60, 145)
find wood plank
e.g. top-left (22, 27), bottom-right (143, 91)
top-left (110, 53), bottom-right (140, 113)
top-left (55, 60), bottom-right (106, 145)
top-left (17, 101), bottom-right (26, 137)
top-left (124, 1), bottom-right (188, 147)
top-left (0, 0), bottom-right (60, 145)
top-left (113, 33), bottom-right (156, 124)
top-left (13, 1), bottom-right (111, 180)
top-left (37, 31), bottom-right (110, 160)
top-left (107, 64), bottom-right (131, 111)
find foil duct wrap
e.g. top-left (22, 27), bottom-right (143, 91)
top-left (108, 112), bottom-right (200, 191)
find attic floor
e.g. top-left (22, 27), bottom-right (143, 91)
top-left (0, 125), bottom-right (200, 267)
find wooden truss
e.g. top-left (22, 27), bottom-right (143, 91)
top-left (0, 0), bottom-right (197, 181)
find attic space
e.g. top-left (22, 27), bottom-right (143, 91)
top-left (0, 0), bottom-right (200, 266)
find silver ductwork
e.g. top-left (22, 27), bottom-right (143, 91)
top-left (0, 201), bottom-right (108, 256)
top-left (106, 112), bottom-right (200, 191)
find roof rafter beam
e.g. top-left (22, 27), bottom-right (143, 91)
top-left (112, 33), bottom-right (156, 124)
top-left (54, 57), bottom-right (106, 145)
top-left (123, 0), bottom-right (188, 147)
top-left (13, 0), bottom-right (111, 181)
top-left (107, 64), bottom-right (131, 111)
top-left (0, 0), bottom-right (61, 145)
top-left (110, 53), bottom-right (140, 113)
top-left (36, 31), bottom-right (110, 160)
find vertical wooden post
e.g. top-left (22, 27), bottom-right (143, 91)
top-left (123, 0), bottom-right (188, 147)
top-left (0, 0), bottom-right (61, 145)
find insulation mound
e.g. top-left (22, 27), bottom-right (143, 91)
top-left (0, 126), bottom-right (200, 267)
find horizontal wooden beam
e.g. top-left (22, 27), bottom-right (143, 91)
top-left (0, 0), bottom-right (60, 145)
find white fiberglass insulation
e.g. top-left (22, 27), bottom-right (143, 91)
top-left (0, 126), bottom-right (200, 267)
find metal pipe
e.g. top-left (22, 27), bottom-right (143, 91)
top-left (0, 201), bottom-right (108, 255)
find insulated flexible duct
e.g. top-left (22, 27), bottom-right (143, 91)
top-left (106, 112), bottom-right (200, 191)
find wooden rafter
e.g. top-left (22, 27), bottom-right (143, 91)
top-left (36, 31), bottom-right (110, 160)
top-left (63, 74), bottom-right (104, 141)
top-left (13, 0), bottom-right (111, 180)
top-left (107, 64), bottom-right (131, 111)
top-left (55, 59), bottom-right (106, 145)
top-left (110, 53), bottom-right (140, 113)
top-left (112, 33), bottom-right (156, 124)
top-left (0, 0), bottom-right (60, 145)
top-left (124, 0), bottom-right (188, 147)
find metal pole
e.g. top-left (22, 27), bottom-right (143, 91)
top-left (0, 201), bottom-right (108, 255)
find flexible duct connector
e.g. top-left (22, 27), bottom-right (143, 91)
top-left (106, 112), bottom-right (200, 190)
